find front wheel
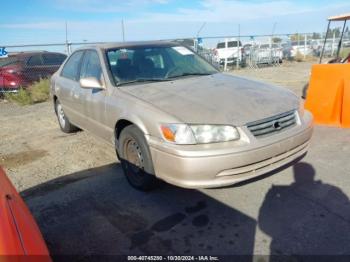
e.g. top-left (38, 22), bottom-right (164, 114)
top-left (55, 100), bottom-right (78, 133)
top-left (302, 83), bottom-right (309, 100)
top-left (118, 125), bottom-right (161, 191)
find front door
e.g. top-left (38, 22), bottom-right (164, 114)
top-left (78, 50), bottom-right (110, 141)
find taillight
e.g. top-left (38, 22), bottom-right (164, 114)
top-left (1, 66), bottom-right (21, 75)
top-left (1, 67), bottom-right (21, 88)
top-left (6, 68), bottom-right (19, 75)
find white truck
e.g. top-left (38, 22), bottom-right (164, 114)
top-left (256, 43), bottom-right (283, 64)
top-left (215, 39), bottom-right (246, 67)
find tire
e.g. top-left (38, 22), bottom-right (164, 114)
top-left (54, 99), bottom-right (78, 133)
top-left (302, 83), bottom-right (309, 100)
top-left (118, 125), bottom-right (160, 191)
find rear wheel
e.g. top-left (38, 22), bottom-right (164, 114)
top-left (118, 125), bottom-right (160, 191)
top-left (55, 99), bottom-right (78, 133)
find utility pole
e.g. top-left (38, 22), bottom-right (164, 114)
top-left (121, 19), bottom-right (125, 42)
top-left (270, 22), bottom-right (277, 64)
top-left (236, 24), bottom-right (240, 69)
top-left (65, 21), bottom-right (69, 54)
top-left (195, 22), bottom-right (206, 52)
top-left (196, 22), bottom-right (206, 37)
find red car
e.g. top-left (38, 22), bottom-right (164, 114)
top-left (0, 166), bottom-right (51, 260)
top-left (0, 51), bottom-right (66, 94)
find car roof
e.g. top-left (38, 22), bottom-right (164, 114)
top-left (80, 40), bottom-right (178, 51)
top-left (10, 51), bottom-right (66, 60)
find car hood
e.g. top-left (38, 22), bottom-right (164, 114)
top-left (121, 73), bottom-right (299, 126)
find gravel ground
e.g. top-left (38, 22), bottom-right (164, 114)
top-left (232, 61), bottom-right (311, 96)
top-left (0, 100), bottom-right (116, 191)
top-left (1, 61), bottom-right (349, 258)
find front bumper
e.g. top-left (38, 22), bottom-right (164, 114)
top-left (0, 87), bottom-right (19, 94)
top-left (219, 57), bottom-right (245, 65)
top-left (148, 111), bottom-right (313, 188)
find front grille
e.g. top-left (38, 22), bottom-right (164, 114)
top-left (247, 110), bottom-right (297, 137)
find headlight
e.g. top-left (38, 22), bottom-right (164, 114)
top-left (161, 124), bottom-right (196, 144)
top-left (160, 124), bottom-right (240, 144)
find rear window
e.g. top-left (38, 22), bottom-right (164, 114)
top-left (228, 41), bottom-right (242, 48)
top-left (42, 53), bottom-right (67, 65)
top-left (0, 56), bottom-right (20, 67)
top-left (216, 41), bottom-right (242, 49)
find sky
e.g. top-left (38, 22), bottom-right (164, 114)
top-left (1, 0), bottom-right (350, 51)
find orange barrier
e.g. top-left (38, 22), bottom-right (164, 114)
top-left (305, 63), bottom-right (350, 128)
top-left (342, 79), bottom-right (350, 127)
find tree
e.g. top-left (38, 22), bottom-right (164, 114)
top-left (326, 27), bottom-right (341, 38)
top-left (272, 37), bottom-right (282, 43)
top-left (312, 32), bottom-right (321, 39)
top-left (290, 33), bottom-right (302, 42)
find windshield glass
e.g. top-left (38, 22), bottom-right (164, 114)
top-left (106, 45), bottom-right (218, 86)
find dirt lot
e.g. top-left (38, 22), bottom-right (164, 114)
top-left (1, 61), bottom-right (350, 258)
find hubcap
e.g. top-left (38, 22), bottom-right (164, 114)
top-left (57, 103), bottom-right (66, 128)
top-left (125, 138), bottom-right (144, 173)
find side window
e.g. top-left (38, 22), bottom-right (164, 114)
top-left (80, 51), bottom-right (103, 80)
top-left (27, 55), bottom-right (43, 66)
top-left (217, 42), bottom-right (225, 49)
top-left (42, 53), bottom-right (67, 65)
top-left (61, 51), bottom-right (84, 81)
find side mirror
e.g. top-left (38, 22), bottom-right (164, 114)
top-left (80, 77), bottom-right (104, 89)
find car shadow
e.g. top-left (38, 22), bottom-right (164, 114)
top-left (21, 163), bottom-right (257, 260)
top-left (258, 162), bottom-right (350, 258)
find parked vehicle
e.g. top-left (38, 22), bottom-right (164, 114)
top-left (290, 41), bottom-right (313, 57)
top-left (281, 42), bottom-right (293, 59)
top-left (312, 39), bottom-right (340, 57)
top-left (243, 44), bottom-right (253, 57)
top-left (51, 41), bottom-right (313, 191)
top-left (256, 43), bottom-right (283, 64)
top-left (343, 39), bottom-right (350, 47)
top-left (0, 51), bottom-right (66, 93)
top-left (0, 167), bottom-right (51, 259)
top-left (215, 39), bottom-right (246, 66)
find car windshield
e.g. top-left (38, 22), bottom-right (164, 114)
top-left (106, 45), bottom-right (218, 86)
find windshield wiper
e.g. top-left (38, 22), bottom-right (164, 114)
top-left (117, 78), bottom-right (171, 86)
top-left (167, 72), bottom-right (213, 79)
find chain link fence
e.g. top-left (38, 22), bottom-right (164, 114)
top-left (2, 30), bottom-right (350, 96)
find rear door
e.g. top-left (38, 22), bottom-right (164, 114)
top-left (78, 50), bottom-right (109, 140)
top-left (23, 54), bottom-right (44, 85)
